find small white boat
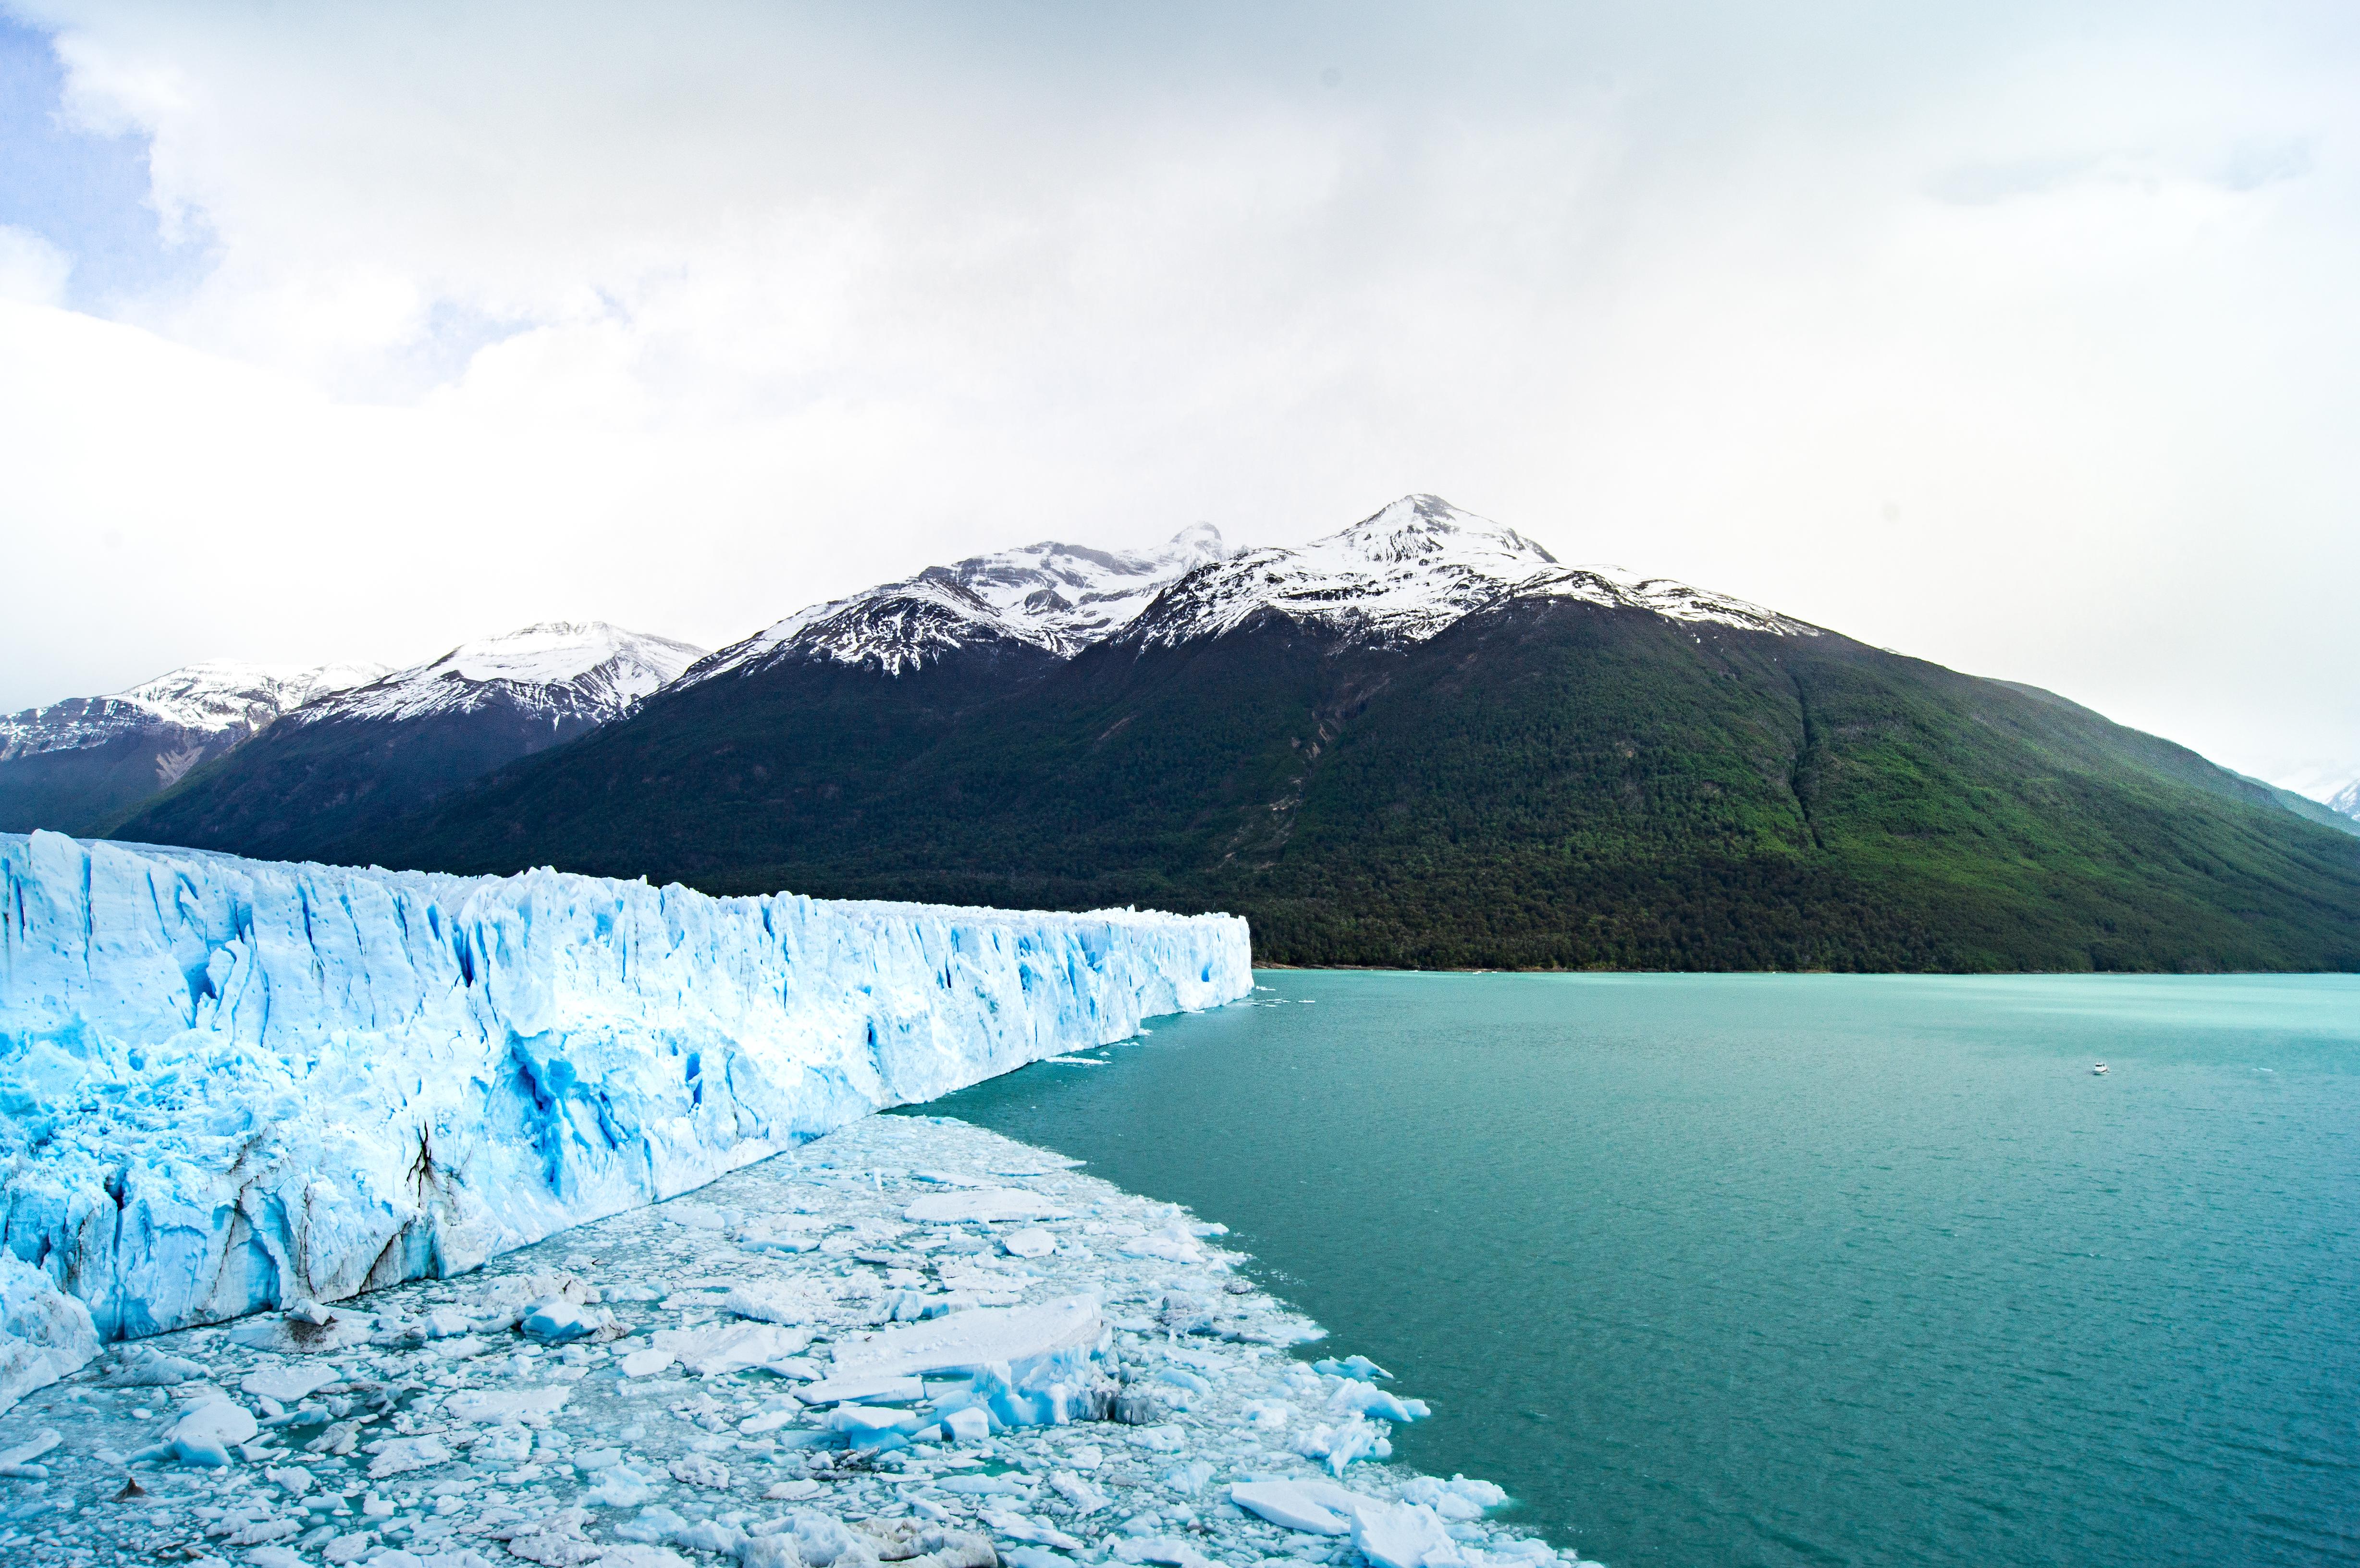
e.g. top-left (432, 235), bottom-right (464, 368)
top-left (2092, 1062), bottom-right (2109, 1075)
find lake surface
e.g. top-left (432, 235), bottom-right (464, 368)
top-left (917, 972), bottom-right (2360, 1568)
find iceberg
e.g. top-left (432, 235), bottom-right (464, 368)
top-left (0, 831), bottom-right (1250, 1343)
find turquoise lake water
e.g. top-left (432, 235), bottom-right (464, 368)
top-left (918, 972), bottom-right (2360, 1568)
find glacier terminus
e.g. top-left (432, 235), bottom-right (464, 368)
top-left (0, 831), bottom-right (1249, 1370)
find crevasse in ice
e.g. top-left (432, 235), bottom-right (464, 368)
top-left (0, 831), bottom-right (1250, 1353)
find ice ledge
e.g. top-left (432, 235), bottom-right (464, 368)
top-left (0, 832), bottom-right (1251, 1347)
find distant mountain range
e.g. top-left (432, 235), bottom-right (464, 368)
top-left (322, 495), bottom-right (2356, 972)
top-left (17, 495), bottom-right (2355, 971)
top-left (0, 660), bottom-right (387, 835)
top-left (5, 623), bottom-right (703, 854)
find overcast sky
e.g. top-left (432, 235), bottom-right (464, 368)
top-left (1, 2), bottom-right (2354, 794)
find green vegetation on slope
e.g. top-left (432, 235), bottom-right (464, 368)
top-left (325, 601), bottom-right (2360, 972)
top-left (109, 706), bottom-right (605, 860)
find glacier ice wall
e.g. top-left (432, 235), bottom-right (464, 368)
top-left (0, 831), bottom-right (1250, 1342)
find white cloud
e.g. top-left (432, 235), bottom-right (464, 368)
top-left (0, 225), bottom-right (71, 305)
top-left (1, 2), bottom-right (2356, 785)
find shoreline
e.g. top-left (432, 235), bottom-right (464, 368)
top-left (0, 1115), bottom-right (1596, 1568)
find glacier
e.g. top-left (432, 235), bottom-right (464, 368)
top-left (0, 830), bottom-right (1250, 1355)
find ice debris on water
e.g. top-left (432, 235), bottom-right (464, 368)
top-left (0, 830), bottom-right (1249, 1350)
top-left (0, 1115), bottom-right (1591, 1568)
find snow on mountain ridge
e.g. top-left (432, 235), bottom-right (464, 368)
top-left (304, 621), bottom-right (706, 725)
top-left (2330, 779), bottom-right (2360, 822)
top-left (1121, 493), bottom-right (1819, 649)
top-left (687, 523), bottom-right (1232, 680)
top-left (0, 660), bottom-right (389, 763)
top-left (684, 494), bottom-right (1810, 682)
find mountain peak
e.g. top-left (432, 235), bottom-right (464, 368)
top-left (1330, 494), bottom-right (1561, 571)
top-left (688, 520), bottom-right (1234, 680)
top-left (307, 622), bottom-right (706, 724)
top-left (2, 659), bottom-right (390, 763)
top-left (1121, 495), bottom-right (1809, 649)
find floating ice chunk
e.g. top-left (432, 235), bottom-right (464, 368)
top-left (904, 1189), bottom-right (1072, 1225)
top-left (103, 1345), bottom-right (206, 1387)
top-left (263, 1462), bottom-right (315, 1496)
top-left (720, 1281), bottom-right (833, 1324)
top-left (829, 1296), bottom-right (1101, 1384)
top-left (792, 1372), bottom-right (925, 1407)
top-left (740, 1230), bottom-right (821, 1255)
top-left (1002, 1228), bottom-right (1058, 1259)
top-left (911, 1170), bottom-right (985, 1187)
top-left (1329, 1378), bottom-right (1428, 1423)
top-left (1227, 1480), bottom-right (1359, 1535)
top-left (738, 1408), bottom-right (800, 1435)
top-left (981, 1507), bottom-right (1084, 1551)
top-left (0, 1254), bottom-right (98, 1414)
top-left (1163, 1460), bottom-right (1215, 1494)
top-left (0, 1428), bottom-right (59, 1480)
top-left (1292, 1415), bottom-right (1391, 1475)
top-left (1401, 1475), bottom-right (1508, 1520)
top-left (135, 1398), bottom-right (258, 1467)
top-left (1119, 1230), bottom-right (1204, 1263)
top-left (476, 1427), bottom-right (532, 1463)
top-left (239, 1363), bottom-right (342, 1404)
top-left (1241, 1399), bottom-right (1293, 1430)
top-left (1347, 1498), bottom-right (1457, 1568)
top-left (443, 1386), bottom-right (570, 1424)
top-left (1051, 1470), bottom-right (1113, 1513)
top-left (650, 1321), bottom-right (814, 1375)
top-left (1312, 1356), bottom-right (1391, 1381)
top-left (942, 1407), bottom-right (992, 1445)
top-left (826, 1404), bottom-right (923, 1449)
top-left (366, 1435), bottom-right (453, 1479)
top-left (937, 1473), bottom-right (1032, 1496)
top-left (1109, 1537), bottom-right (1218, 1568)
top-left (677, 1519), bottom-right (748, 1554)
top-left (229, 1308), bottom-right (374, 1354)
top-left (619, 1505), bottom-right (691, 1543)
top-left (1002, 1550), bottom-right (1073, 1568)
top-left (789, 1508), bottom-right (870, 1565)
top-left (622, 1348), bottom-right (677, 1378)
top-left (520, 1298), bottom-right (609, 1343)
top-left (582, 1464), bottom-right (659, 1507)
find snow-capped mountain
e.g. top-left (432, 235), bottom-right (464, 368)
top-left (105, 622), bottom-right (706, 863)
top-left (1121, 494), bottom-right (1818, 649)
top-left (0, 660), bottom-right (388, 833)
top-left (2331, 778), bottom-right (2360, 822)
top-left (0, 660), bottom-right (385, 771)
top-left (684, 525), bottom-right (1231, 681)
top-left (339, 492), bottom-right (2360, 974)
top-left (297, 621), bottom-right (704, 726)
top-left (686, 496), bottom-right (1810, 684)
